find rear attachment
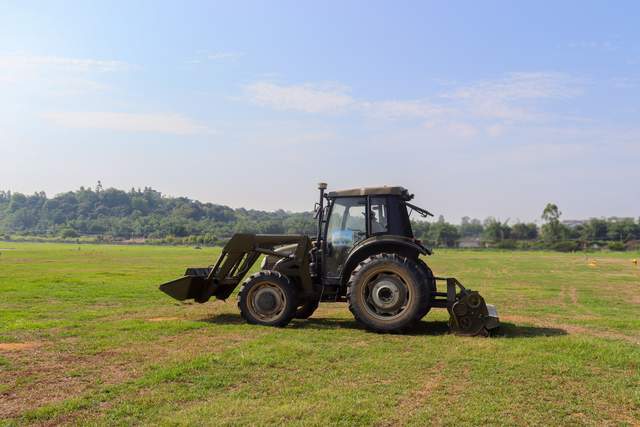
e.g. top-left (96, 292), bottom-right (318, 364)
top-left (431, 277), bottom-right (499, 336)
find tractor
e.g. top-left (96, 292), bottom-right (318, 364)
top-left (159, 184), bottom-right (499, 335)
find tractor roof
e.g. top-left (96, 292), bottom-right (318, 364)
top-left (328, 186), bottom-right (412, 199)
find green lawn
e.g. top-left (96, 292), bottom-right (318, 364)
top-left (0, 243), bottom-right (639, 425)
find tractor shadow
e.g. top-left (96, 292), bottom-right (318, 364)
top-left (490, 322), bottom-right (567, 338)
top-left (201, 313), bottom-right (246, 325)
top-left (201, 314), bottom-right (566, 338)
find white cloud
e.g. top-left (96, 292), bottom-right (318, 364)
top-left (444, 72), bottom-right (581, 101)
top-left (43, 112), bottom-right (211, 135)
top-left (439, 72), bottom-right (583, 123)
top-left (246, 73), bottom-right (582, 121)
top-left (243, 72), bottom-right (587, 140)
top-left (486, 124), bottom-right (507, 137)
top-left (187, 51), bottom-right (244, 64)
top-left (360, 100), bottom-right (448, 120)
top-left (0, 53), bottom-right (131, 95)
top-left (566, 41), bottom-right (618, 51)
top-left (245, 82), bottom-right (448, 121)
top-left (0, 54), bottom-right (129, 72)
top-left (208, 52), bottom-right (243, 60)
top-left (244, 82), bottom-right (355, 113)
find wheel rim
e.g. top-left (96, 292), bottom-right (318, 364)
top-left (359, 267), bottom-right (412, 321)
top-left (247, 281), bottom-right (287, 321)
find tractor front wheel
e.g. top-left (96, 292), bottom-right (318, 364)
top-left (347, 254), bottom-right (429, 332)
top-left (238, 271), bottom-right (298, 327)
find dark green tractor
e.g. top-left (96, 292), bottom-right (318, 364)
top-left (159, 184), bottom-right (499, 335)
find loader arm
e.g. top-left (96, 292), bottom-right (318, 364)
top-left (159, 234), bottom-right (313, 303)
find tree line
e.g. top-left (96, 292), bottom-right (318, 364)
top-left (1, 186), bottom-right (638, 251)
top-left (412, 203), bottom-right (640, 251)
top-left (0, 185), bottom-right (315, 245)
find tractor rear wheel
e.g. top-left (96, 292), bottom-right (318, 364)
top-left (237, 271), bottom-right (298, 327)
top-left (347, 254), bottom-right (429, 332)
top-left (416, 258), bottom-right (436, 319)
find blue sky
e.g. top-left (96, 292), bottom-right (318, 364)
top-left (1, 1), bottom-right (639, 222)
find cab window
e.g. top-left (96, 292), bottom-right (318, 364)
top-left (326, 197), bottom-right (367, 246)
top-left (369, 197), bottom-right (389, 234)
top-left (324, 197), bottom-right (367, 278)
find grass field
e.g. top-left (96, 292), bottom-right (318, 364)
top-left (0, 243), bottom-right (639, 426)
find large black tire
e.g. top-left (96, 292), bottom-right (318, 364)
top-left (294, 298), bottom-right (320, 319)
top-left (347, 254), bottom-right (430, 332)
top-left (237, 270), bottom-right (298, 327)
top-left (415, 258), bottom-right (436, 319)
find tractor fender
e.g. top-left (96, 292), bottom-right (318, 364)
top-left (341, 236), bottom-right (431, 286)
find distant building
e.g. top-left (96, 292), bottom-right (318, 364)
top-left (459, 237), bottom-right (482, 248)
top-left (562, 220), bottom-right (586, 229)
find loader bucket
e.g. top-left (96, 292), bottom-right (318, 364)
top-left (159, 268), bottom-right (211, 301)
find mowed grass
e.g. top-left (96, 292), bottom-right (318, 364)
top-left (0, 243), bottom-right (639, 426)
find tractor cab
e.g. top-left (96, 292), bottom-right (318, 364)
top-left (315, 185), bottom-right (433, 284)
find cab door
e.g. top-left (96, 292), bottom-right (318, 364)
top-left (323, 196), bottom-right (368, 279)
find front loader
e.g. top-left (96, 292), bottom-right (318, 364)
top-left (159, 184), bottom-right (499, 335)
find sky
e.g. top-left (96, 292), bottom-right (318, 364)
top-left (1, 0), bottom-right (639, 223)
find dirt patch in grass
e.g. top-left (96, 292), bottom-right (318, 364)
top-left (569, 287), bottom-right (578, 305)
top-left (558, 285), bottom-right (579, 307)
top-left (0, 328), bottom-right (258, 420)
top-left (390, 362), bottom-right (445, 425)
top-left (0, 342), bottom-right (40, 351)
top-left (0, 343), bottom-right (89, 420)
top-left (50, 330), bottom-right (259, 426)
top-left (147, 316), bottom-right (180, 322)
top-left (393, 365), bottom-right (472, 426)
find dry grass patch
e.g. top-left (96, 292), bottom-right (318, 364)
top-left (0, 325), bottom-right (260, 420)
top-left (146, 317), bottom-right (180, 322)
top-left (384, 362), bottom-right (445, 426)
top-left (0, 342), bottom-right (40, 351)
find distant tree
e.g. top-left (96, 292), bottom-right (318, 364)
top-left (2, 186), bottom-right (635, 247)
top-left (542, 203), bottom-right (561, 223)
top-left (541, 203), bottom-right (566, 243)
top-left (60, 227), bottom-right (78, 238)
top-left (482, 217), bottom-right (511, 243)
top-left (411, 220), bottom-right (430, 240)
top-left (606, 218), bottom-right (639, 242)
top-left (511, 222), bottom-right (538, 240)
top-left (581, 218), bottom-right (608, 241)
top-left (460, 216), bottom-right (484, 237)
top-left (428, 216), bottom-right (460, 247)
